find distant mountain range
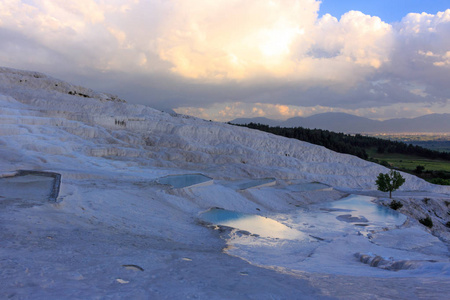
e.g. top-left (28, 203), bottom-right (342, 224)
top-left (230, 112), bottom-right (450, 133)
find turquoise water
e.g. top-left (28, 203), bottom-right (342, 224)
top-left (200, 195), bottom-right (450, 280)
top-left (323, 195), bottom-right (407, 227)
top-left (200, 208), bottom-right (305, 240)
top-left (157, 174), bottom-right (212, 188)
top-left (200, 195), bottom-right (406, 241)
top-left (237, 178), bottom-right (276, 190)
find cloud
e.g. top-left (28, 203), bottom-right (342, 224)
top-left (156, 0), bottom-right (320, 80)
top-left (387, 10), bottom-right (450, 101)
top-left (0, 1), bottom-right (449, 120)
top-left (155, 2), bottom-right (394, 90)
top-left (0, 0), bottom-right (167, 72)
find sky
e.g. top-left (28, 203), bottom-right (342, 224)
top-left (0, 0), bottom-right (449, 121)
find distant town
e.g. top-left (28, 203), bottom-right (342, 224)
top-left (365, 133), bottom-right (450, 152)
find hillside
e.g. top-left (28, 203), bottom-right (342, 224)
top-left (2, 67), bottom-right (435, 191)
top-left (1, 67), bottom-right (450, 299)
top-left (234, 123), bottom-right (450, 184)
top-left (231, 112), bottom-right (450, 133)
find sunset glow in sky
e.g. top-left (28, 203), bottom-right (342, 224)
top-left (1, 0), bottom-right (449, 121)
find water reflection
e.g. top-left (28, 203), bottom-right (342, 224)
top-left (200, 195), bottom-right (448, 279)
top-left (323, 195), bottom-right (406, 228)
top-left (200, 208), bottom-right (305, 240)
top-left (201, 196), bottom-right (406, 241)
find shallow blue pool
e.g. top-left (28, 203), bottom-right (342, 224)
top-left (157, 174), bottom-right (213, 188)
top-left (200, 208), bottom-right (305, 240)
top-left (323, 195), bottom-right (407, 227)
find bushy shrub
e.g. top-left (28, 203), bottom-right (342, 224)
top-left (419, 216), bottom-right (433, 228)
top-left (380, 160), bottom-right (390, 167)
top-left (429, 178), bottom-right (450, 185)
top-left (414, 165), bottom-right (425, 174)
top-left (389, 200), bottom-right (403, 210)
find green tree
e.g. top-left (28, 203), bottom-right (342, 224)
top-left (376, 170), bottom-right (406, 199)
top-left (414, 165), bottom-right (425, 174)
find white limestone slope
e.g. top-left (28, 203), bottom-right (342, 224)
top-left (0, 67), bottom-right (446, 193)
top-left (1, 67), bottom-right (450, 300)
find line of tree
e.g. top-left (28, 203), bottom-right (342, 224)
top-left (233, 123), bottom-right (450, 161)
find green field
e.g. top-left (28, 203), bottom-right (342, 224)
top-left (367, 148), bottom-right (450, 172)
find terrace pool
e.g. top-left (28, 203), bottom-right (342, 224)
top-left (287, 182), bottom-right (332, 192)
top-left (157, 174), bottom-right (213, 189)
top-left (236, 178), bottom-right (276, 190)
top-left (0, 170), bottom-right (61, 206)
top-left (321, 195), bottom-right (407, 229)
top-left (200, 194), bottom-right (448, 279)
top-left (200, 208), bottom-right (305, 240)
